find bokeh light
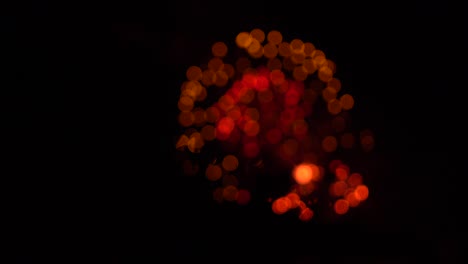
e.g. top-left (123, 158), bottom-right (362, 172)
top-left (175, 29), bottom-right (375, 222)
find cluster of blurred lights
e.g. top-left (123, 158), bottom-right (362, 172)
top-left (176, 29), bottom-right (374, 221)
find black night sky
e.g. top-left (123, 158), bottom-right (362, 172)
top-left (7, 1), bottom-right (466, 263)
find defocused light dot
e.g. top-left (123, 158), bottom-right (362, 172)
top-left (178, 111), bottom-right (195, 127)
top-left (318, 66), bottom-right (333, 82)
top-left (347, 173), bottom-right (363, 187)
top-left (243, 120), bottom-right (260, 136)
top-left (322, 136), bottom-right (338, 153)
top-left (178, 96), bottom-right (194, 112)
top-left (327, 59), bottom-right (337, 73)
top-left (293, 163), bottom-right (319, 185)
top-left (282, 138), bottom-right (299, 157)
top-left (263, 42), bottom-right (278, 59)
top-left (299, 207), bottom-right (314, 221)
top-left (201, 69), bottom-right (217, 87)
top-left (282, 57), bottom-right (295, 72)
top-left (212, 41), bottom-right (228, 57)
top-left (327, 78), bottom-right (342, 93)
top-left (238, 86), bottom-right (255, 104)
top-left (329, 159), bottom-right (342, 173)
top-left (215, 70), bottom-right (229, 87)
top-left (340, 132), bottom-right (354, 149)
top-left (218, 94), bottom-right (236, 112)
top-left (223, 185), bottom-right (239, 201)
top-left (267, 58), bottom-right (282, 71)
top-left (201, 125), bottom-right (216, 141)
top-left (334, 199), bottom-right (349, 215)
top-left (206, 164), bottom-right (222, 181)
top-left (192, 108), bottom-right (206, 126)
top-left (340, 94), bottom-right (354, 110)
top-left (329, 181), bottom-right (348, 197)
top-left (335, 164), bottom-right (350, 181)
top-left (278, 42), bottom-right (292, 57)
top-left (222, 155), bottom-right (239, 172)
top-left (217, 116), bottom-right (235, 135)
top-left (322, 87), bottom-right (337, 102)
top-left (303, 42), bottom-right (316, 57)
top-left (237, 189), bottom-right (251, 205)
top-left (267, 30), bottom-right (282, 45)
top-left (247, 39), bottom-right (261, 54)
top-left (312, 50), bottom-right (327, 66)
top-left (187, 132), bottom-right (204, 153)
top-left (293, 66), bottom-right (308, 81)
top-left (205, 106), bottom-right (220, 123)
top-left (182, 80), bottom-right (203, 98)
top-left (290, 39), bottom-right (304, 52)
top-left (223, 63), bottom-right (235, 78)
top-left (345, 190), bottom-right (360, 207)
top-left (270, 69), bottom-right (285, 86)
top-left (243, 141), bottom-right (260, 158)
top-left (291, 52), bottom-right (306, 65)
top-left (250, 28), bottom-right (265, 43)
top-left (222, 174), bottom-right (239, 187)
top-left (208, 57), bottom-right (224, 71)
top-left (303, 59), bottom-right (317, 74)
top-left (186, 66), bottom-right (203, 81)
top-left (176, 134), bottom-right (189, 150)
top-left (272, 197), bottom-right (291, 214)
top-left (327, 98), bottom-right (342, 115)
top-left (355, 185), bottom-right (369, 201)
top-left (236, 32), bottom-right (252, 48)
top-left (286, 192), bottom-right (300, 208)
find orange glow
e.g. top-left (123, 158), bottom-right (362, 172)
top-left (236, 32), bottom-right (252, 48)
top-left (222, 155), bottom-right (239, 172)
top-left (227, 106), bottom-right (241, 121)
top-left (176, 134), bottom-right (189, 150)
top-left (335, 164), bottom-right (349, 181)
top-left (201, 125), bottom-right (216, 141)
top-left (195, 85), bottom-right (207, 102)
top-left (178, 96), bottom-right (194, 112)
top-left (291, 53), bottom-right (306, 65)
top-left (211, 41), bottom-right (228, 57)
top-left (267, 30), bottom-right (282, 45)
top-left (270, 69), bottom-right (285, 86)
top-left (186, 66), bottom-right (203, 81)
top-left (329, 181), bottom-right (348, 197)
top-left (243, 120), bottom-right (260, 136)
top-left (299, 207), bottom-right (314, 221)
top-left (272, 197), bottom-right (291, 214)
top-left (205, 106), bottom-right (220, 123)
top-left (178, 111), bottom-right (195, 127)
top-left (250, 28), bottom-right (265, 43)
top-left (247, 39), bottom-right (261, 55)
top-left (208, 57), bottom-right (224, 71)
top-left (201, 69), bottom-right (216, 87)
top-left (237, 189), bottom-right (251, 205)
top-left (192, 109), bottom-right (205, 127)
top-left (286, 192), bottom-right (300, 208)
top-left (345, 191), bottom-right (360, 207)
top-left (206, 164), bottom-right (222, 181)
top-left (327, 78), bottom-right (342, 93)
top-left (318, 66), bottom-right (333, 82)
top-left (322, 136), bottom-right (338, 153)
top-left (340, 132), bottom-right (354, 149)
top-left (182, 80), bottom-right (203, 99)
top-left (267, 58), bottom-right (282, 71)
top-left (223, 185), bottom-right (239, 201)
top-left (263, 42), bottom-right (278, 59)
top-left (355, 185), bottom-right (369, 201)
top-left (223, 63), bottom-right (235, 78)
top-left (215, 70), bottom-right (229, 87)
top-left (327, 98), bottom-right (342, 115)
top-left (293, 163), bottom-right (319, 185)
top-left (303, 58), bottom-right (317, 74)
top-left (293, 66), bottom-right (308, 81)
top-left (290, 39), bottom-right (304, 52)
top-left (312, 50), bottom-right (326, 66)
top-left (278, 42), bottom-right (292, 57)
top-left (322, 87), bottom-right (337, 102)
top-left (187, 132), bottom-right (204, 153)
top-left (340, 94), bottom-right (354, 110)
top-left (327, 59), bottom-right (336, 73)
top-left (218, 94), bottom-right (236, 112)
top-left (347, 173), bottom-right (363, 187)
top-left (303, 42), bottom-right (315, 57)
top-left (334, 199), bottom-right (349, 215)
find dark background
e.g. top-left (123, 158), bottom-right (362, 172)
top-left (7, 0), bottom-right (466, 263)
